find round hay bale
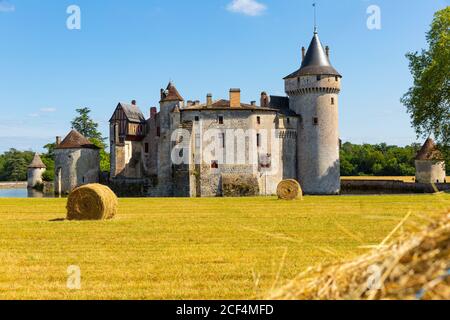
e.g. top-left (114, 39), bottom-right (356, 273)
top-left (277, 179), bottom-right (303, 200)
top-left (67, 184), bottom-right (118, 220)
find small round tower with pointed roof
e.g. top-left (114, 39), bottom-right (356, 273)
top-left (27, 153), bottom-right (46, 188)
top-left (415, 138), bottom-right (446, 184)
top-left (284, 30), bottom-right (342, 194)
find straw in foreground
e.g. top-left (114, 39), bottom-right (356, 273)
top-left (269, 211), bottom-right (450, 300)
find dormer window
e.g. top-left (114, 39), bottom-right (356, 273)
top-left (218, 116), bottom-right (224, 124)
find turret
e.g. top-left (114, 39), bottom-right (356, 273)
top-left (158, 82), bottom-right (184, 196)
top-left (27, 153), bottom-right (46, 188)
top-left (284, 31), bottom-right (342, 194)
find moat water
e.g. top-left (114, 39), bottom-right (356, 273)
top-left (0, 188), bottom-right (55, 198)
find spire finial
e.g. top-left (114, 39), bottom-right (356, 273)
top-left (313, 2), bottom-right (318, 34)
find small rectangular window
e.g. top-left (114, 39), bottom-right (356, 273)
top-left (256, 133), bottom-right (261, 147)
top-left (286, 117), bottom-right (290, 124)
top-left (317, 75), bottom-right (321, 81)
top-left (219, 133), bottom-right (225, 148)
top-left (156, 127), bottom-right (161, 137)
top-left (335, 76), bottom-right (339, 81)
top-left (145, 143), bottom-right (149, 153)
top-left (257, 116), bottom-right (261, 125)
top-left (331, 97), bottom-right (335, 105)
top-left (195, 116), bottom-right (199, 121)
top-left (218, 116), bottom-right (224, 124)
top-left (313, 117), bottom-right (319, 125)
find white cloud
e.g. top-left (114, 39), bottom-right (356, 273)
top-left (0, 1), bottom-right (15, 13)
top-left (227, 0), bottom-right (267, 16)
top-left (40, 107), bottom-right (57, 113)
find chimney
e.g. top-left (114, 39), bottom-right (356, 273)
top-left (187, 100), bottom-right (193, 107)
top-left (131, 100), bottom-right (137, 105)
top-left (251, 101), bottom-right (256, 106)
top-left (302, 47), bottom-right (306, 61)
top-left (56, 136), bottom-right (61, 146)
top-left (194, 100), bottom-right (200, 106)
top-left (229, 88), bottom-right (241, 108)
top-left (206, 93), bottom-right (213, 107)
top-left (260, 92), bottom-right (270, 108)
top-left (150, 107), bottom-right (157, 119)
top-left (325, 46), bottom-right (330, 58)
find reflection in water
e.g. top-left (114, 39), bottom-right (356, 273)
top-left (0, 188), bottom-right (55, 198)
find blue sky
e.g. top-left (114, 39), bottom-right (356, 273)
top-left (0, 0), bottom-right (448, 152)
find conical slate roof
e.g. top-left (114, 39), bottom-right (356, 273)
top-left (415, 138), bottom-right (443, 161)
top-left (160, 82), bottom-right (184, 102)
top-left (285, 32), bottom-right (341, 79)
top-left (28, 153), bottom-right (46, 169)
top-left (56, 130), bottom-right (100, 150)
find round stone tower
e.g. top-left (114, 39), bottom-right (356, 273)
top-left (415, 138), bottom-right (446, 184)
top-left (284, 31), bottom-right (342, 194)
top-left (27, 153), bottom-right (46, 188)
top-left (54, 130), bottom-right (100, 195)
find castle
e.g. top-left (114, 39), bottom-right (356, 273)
top-left (108, 30), bottom-right (342, 197)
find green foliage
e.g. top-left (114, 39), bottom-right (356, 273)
top-left (401, 7), bottom-right (450, 147)
top-left (40, 143), bottom-right (55, 182)
top-left (340, 142), bottom-right (421, 176)
top-left (0, 149), bottom-right (34, 181)
top-left (71, 107), bottom-right (104, 142)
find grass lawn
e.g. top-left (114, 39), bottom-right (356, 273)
top-left (341, 176), bottom-right (450, 183)
top-left (0, 194), bottom-right (449, 300)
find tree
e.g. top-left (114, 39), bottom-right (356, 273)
top-left (0, 149), bottom-right (34, 181)
top-left (71, 107), bottom-right (104, 141)
top-left (401, 7), bottom-right (450, 147)
top-left (41, 143), bottom-right (56, 182)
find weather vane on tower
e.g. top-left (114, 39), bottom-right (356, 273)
top-left (313, 2), bottom-right (318, 34)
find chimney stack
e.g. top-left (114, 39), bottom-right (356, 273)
top-left (325, 46), bottom-right (330, 58)
top-left (56, 136), bottom-right (61, 146)
top-left (206, 93), bottom-right (213, 107)
top-left (260, 92), bottom-right (270, 108)
top-left (251, 101), bottom-right (256, 106)
top-left (302, 47), bottom-right (306, 61)
top-left (131, 100), bottom-right (137, 105)
top-left (150, 107), bottom-right (157, 119)
top-left (229, 89), bottom-right (241, 108)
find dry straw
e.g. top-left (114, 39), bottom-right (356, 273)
top-left (67, 184), bottom-right (118, 221)
top-left (277, 179), bottom-right (303, 200)
top-left (269, 211), bottom-right (450, 300)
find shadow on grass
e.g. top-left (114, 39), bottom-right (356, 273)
top-left (49, 218), bottom-right (66, 222)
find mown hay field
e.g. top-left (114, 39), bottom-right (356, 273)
top-left (0, 194), bottom-right (449, 300)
